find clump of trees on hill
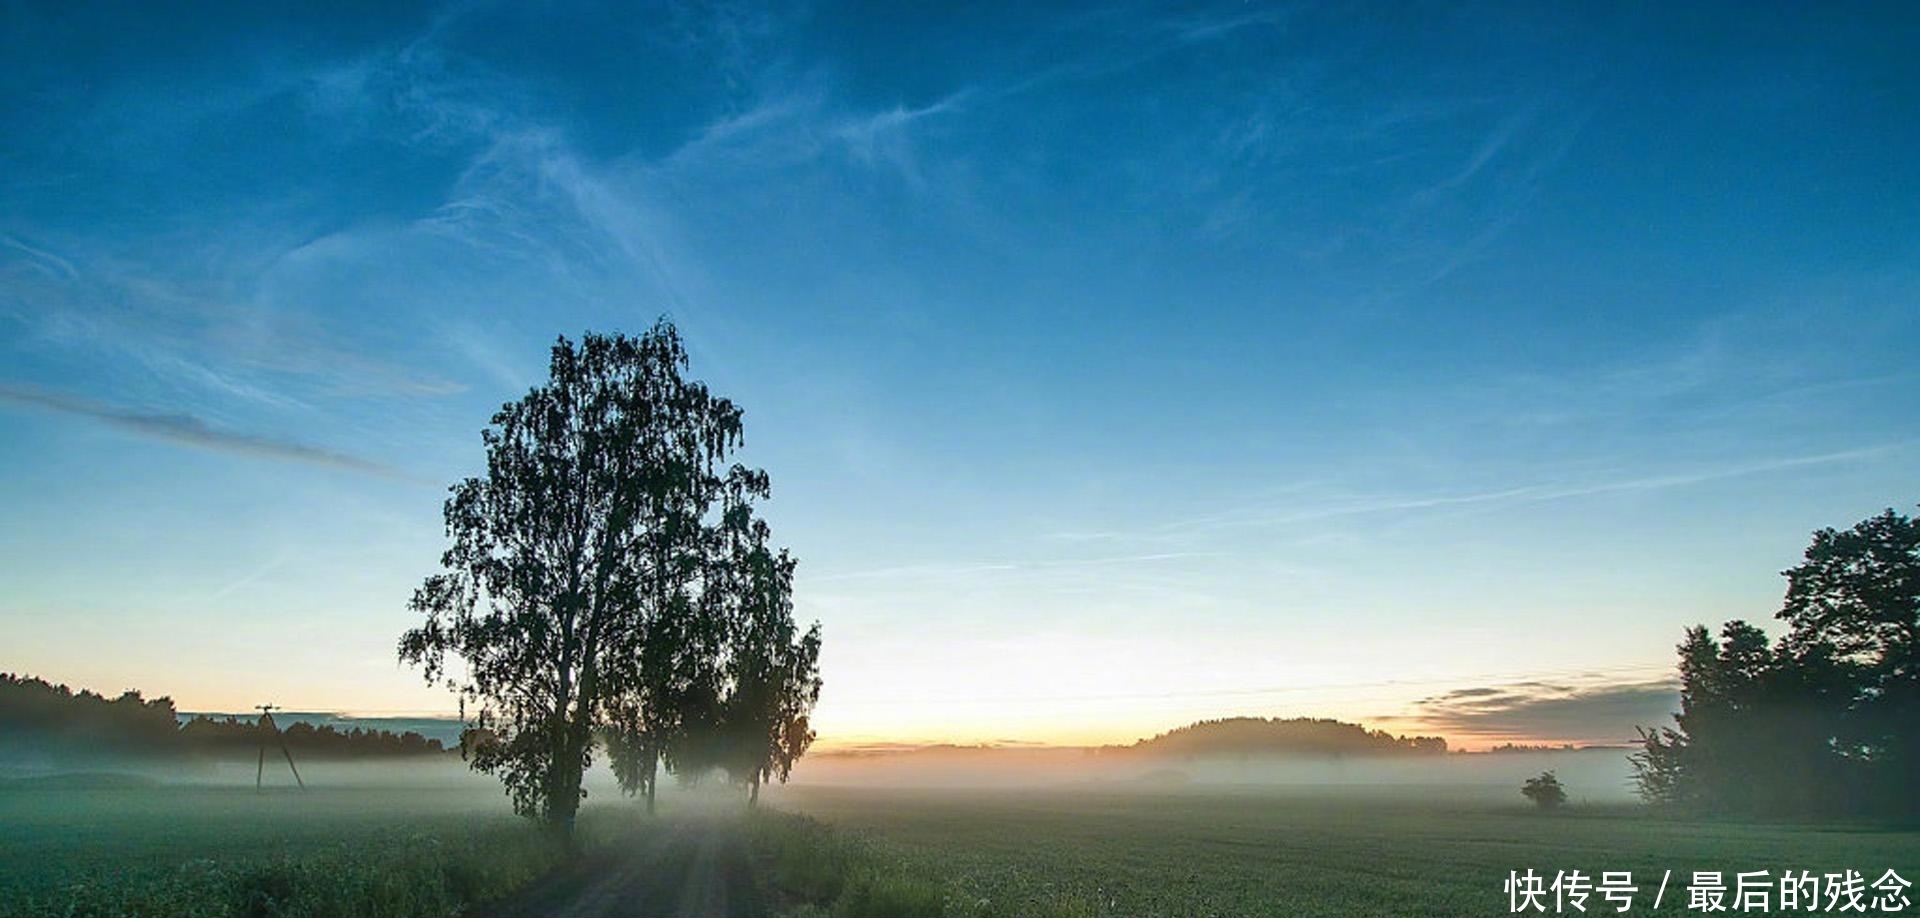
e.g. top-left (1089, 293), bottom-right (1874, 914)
top-left (401, 322), bottom-right (822, 840)
top-left (1633, 505), bottom-right (1919, 821)
top-left (1120, 717), bottom-right (1447, 758)
top-left (0, 674), bottom-right (448, 759)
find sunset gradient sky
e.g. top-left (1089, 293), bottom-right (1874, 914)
top-left (2, 2), bottom-right (1916, 750)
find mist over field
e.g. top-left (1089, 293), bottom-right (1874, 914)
top-left (7, 733), bottom-right (1635, 801)
top-left (787, 745), bottom-right (1637, 800)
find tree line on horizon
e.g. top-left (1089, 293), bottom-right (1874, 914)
top-left (0, 673), bottom-right (449, 760)
top-left (1633, 504), bottom-right (1920, 821)
top-left (400, 321), bottom-right (822, 841)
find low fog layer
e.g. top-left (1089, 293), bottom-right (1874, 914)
top-left (2, 737), bottom-right (1640, 807)
top-left (787, 747), bottom-right (1640, 802)
top-left (1, 751), bottom-right (489, 789)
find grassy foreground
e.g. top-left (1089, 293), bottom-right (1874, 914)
top-left (759, 785), bottom-right (1920, 917)
top-left (749, 809), bottom-right (950, 918)
top-left (0, 782), bottom-right (567, 917)
top-left (8, 778), bottom-right (1918, 917)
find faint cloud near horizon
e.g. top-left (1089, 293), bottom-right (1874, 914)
top-left (1403, 676), bottom-right (1680, 745)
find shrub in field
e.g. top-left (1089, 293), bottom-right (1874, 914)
top-left (1522, 771), bottom-right (1568, 809)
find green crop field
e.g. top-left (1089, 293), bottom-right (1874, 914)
top-left (764, 785), bottom-right (1920, 917)
top-left (0, 779), bottom-right (566, 917)
top-left (5, 775), bottom-right (1918, 917)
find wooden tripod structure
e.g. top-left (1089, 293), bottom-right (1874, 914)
top-left (254, 704), bottom-right (306, 792)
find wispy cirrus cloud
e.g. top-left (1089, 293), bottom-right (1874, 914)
top-left (1052, 444), bottom-right (1902, 547)
top-left (0, 231), bottom-right (467, 405)
top-left (0, 384), bottom-right (412, 480)
top-left (807, 550), bottom-right (1219, 583)
top-left (994, 2), bottom-right (1295, 99)
top-left (1, 234), bottom-right (79, 280)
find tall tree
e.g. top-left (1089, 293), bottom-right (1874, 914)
top-left (399, 322), bottom-right (747, 839)
top-left (1777, 505), bottom-right (1920, 818)
top-left (714, 486), bottom-right (822, 803)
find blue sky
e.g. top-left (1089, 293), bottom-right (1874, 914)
top-left (2, 1), bottom-right (1916, 747)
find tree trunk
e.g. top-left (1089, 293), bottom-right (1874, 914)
top-left (1900, 718), bottom-right (1920, 823)
top-left (645, 745), bottom-right (660, 818)
top-left (548, 627), bottom-right (602, 848)
top-left (545, 716), bottom-right (590, 848)
top-left (643, 748), bottom-right (658, 815)
top-left (546, 762), bottom-right (583, 847)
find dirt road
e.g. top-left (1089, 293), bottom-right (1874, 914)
top-left (472, 817), bottom-right (771, 918)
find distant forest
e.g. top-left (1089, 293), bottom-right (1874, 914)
top-left (0, 674), bottom-right (449, 759)
top-left (1116, 717), bottom-right (1448, 758)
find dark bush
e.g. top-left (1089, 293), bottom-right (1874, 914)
top-left (1522, 771), bottom-right (1567, 809)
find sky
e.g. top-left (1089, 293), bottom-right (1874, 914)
top-left (2, 1), bottom-right (1916, 751)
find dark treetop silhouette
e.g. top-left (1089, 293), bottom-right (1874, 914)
top-left (1116, 717), bottom-right (1447, 758)
top-left (1633, 503), bottom-right (1920, 821)
top-left (1521, 770), bottom-right (1567, 809)
top-left (400, 321), bottom-right (821, 839)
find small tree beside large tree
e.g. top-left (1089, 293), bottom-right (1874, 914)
top-left (400, 321), bottom-right (821, 839)
top-left (710, 493), bottom-right (822, 803)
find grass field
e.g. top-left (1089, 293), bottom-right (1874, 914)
top-left (5, 774), bottom-right (1917, 917)
top-left (763, 784), bottom-right (1920, 917)
top-left (0, 778), bottom-right (566, 917)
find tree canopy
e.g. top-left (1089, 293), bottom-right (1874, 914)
top-left (400, 321), bottom-right (821, 834)
top-left (1633, 503), bottom-right (1919, 820)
